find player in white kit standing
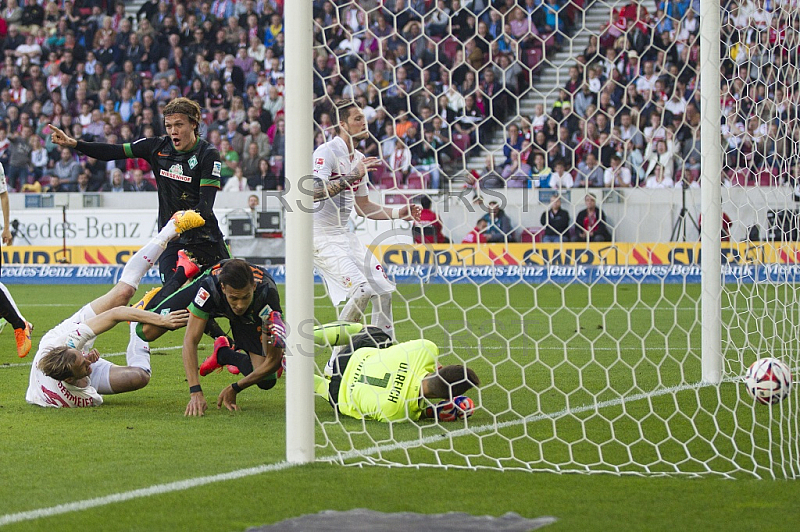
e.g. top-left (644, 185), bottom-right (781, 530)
top-left (25, 211), bottom-right (203, 407)
top-left (312, 100), bottom-right (421, 375)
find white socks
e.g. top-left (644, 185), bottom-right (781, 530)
top-left (371, 293), bottom-right (395, 342)
top-left (119, 219), bottom-right (179, 290)
top-left (125, 322), bottom-right (151, 373)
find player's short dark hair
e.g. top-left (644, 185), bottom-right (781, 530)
top-left (425, 365), bottom-right (480, 399)
top-left (334, 99), bottom-right (361, 126)
top-left (419, 196), bottom-right (432, 210)
top-left (218, 259), bottom-right (255, 290)
top-left (38, 346), bottom-right (77, 381)
top-left (163, 97), bottom-right (202, 134)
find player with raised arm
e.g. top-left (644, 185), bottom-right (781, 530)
top-left (26, 210), bottom-right (204, 408)
top-left (177, 259), bottom-right (286, 417)
top-left (313, 100), bottom-right (422, 376)
top-left (48, 98), bottom-right (230, 311)
top-left (314, 327), bottom-right (480, 423)
top-left (0, 161), bottom-right (32, 357)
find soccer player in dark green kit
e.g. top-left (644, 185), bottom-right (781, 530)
top-left (315, 327), bottom-right (480, 423)
top-left (48, 97), bottom-right (230, 306)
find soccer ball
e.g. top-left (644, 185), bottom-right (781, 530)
top-left (744, 358), bottom-right (793, 405)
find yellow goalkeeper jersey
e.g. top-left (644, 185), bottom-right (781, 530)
top-left (338, 339), bottom-right (438, 422)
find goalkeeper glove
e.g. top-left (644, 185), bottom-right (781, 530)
top-left (424, 396), bottom-right (475, 422)
top-left (265, 311), bottom-right (286, 349)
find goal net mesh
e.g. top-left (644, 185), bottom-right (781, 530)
top-left (309, 0), bottom-right (799, 479)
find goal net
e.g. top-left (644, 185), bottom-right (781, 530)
top-left (306, 0), bottom-right (799, 479)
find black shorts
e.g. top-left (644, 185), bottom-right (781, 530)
top-left (158, 240), bottom-right (230, 284)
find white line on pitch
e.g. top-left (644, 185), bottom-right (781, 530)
top-left (0, 378), bottom-right (722, 527)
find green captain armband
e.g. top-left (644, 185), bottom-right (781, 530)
top-left (314, 321), bottom-right (364, 346)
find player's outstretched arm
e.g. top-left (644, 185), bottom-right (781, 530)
top-left (49, 124), bottom-right (131, 161)
top-left (183, 313), bottom-right (208, 417)
top-left (354, 194), bottom-right (422, 222)
top-left (84, 307), bottom-right (189, 338)
top-left (312, 157), bottom-right (381, 201)
top-left (217, 312), bottom-right (285, 411)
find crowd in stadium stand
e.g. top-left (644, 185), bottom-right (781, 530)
top-left (0, 0), bottom-right (790, 193)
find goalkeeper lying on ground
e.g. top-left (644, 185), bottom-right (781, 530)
top-left (314, 327), bottom-right (480, 423)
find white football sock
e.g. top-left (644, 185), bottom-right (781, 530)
top-left (371, 293), bottom-right (395, 342)
top-left (125, 322), bottom-right (151, 373)
top-left (119, 219), bottom-right (179, 290)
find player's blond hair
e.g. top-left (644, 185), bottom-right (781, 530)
top-left (163, 97), bottom-right (202, 135)
top-left (38, 346), bottom-right (77, 381)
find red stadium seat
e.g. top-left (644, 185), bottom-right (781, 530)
top-left (520, 227), bottom-right (544, 243)
top-left (730, 168), bottom-right (751, 186)
top-left (406, 172), bottom-right (426, 189)
top-left (758, 169), bottom-right (779, 186)
top-left (524, 48), bottom-right (542, 70)
top-left (442, 38), bottom-right (460, 61)
top-left (380, 175), bottom-right (399, 190)
top-left (452, 133), bottom-right (471, 156)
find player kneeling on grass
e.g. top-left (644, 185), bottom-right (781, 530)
top-left (181, 259), bottom-right (285, 417)
top-left (26, 211), bottom-right (204, 408)
top-left (314, 327), bottom-right (480, 423)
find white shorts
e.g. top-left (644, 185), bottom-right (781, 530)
top-left (89, 357), bottom-right (115, 394)
top-left (313, 232), bottom-right (395, 305)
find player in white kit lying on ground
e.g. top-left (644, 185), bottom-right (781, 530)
top-left (312, 100), bottom-right (422, 376)
top-left (25, 210), bottom-right (204, 408)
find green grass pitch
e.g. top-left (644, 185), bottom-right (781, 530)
top-left (0, 283), bottom-right (799, 531)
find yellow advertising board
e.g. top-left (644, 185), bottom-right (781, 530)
top-left (2, 246), bottom-right (140, 265)
top-left (370, 242), bottom-right (800, 266)
top-left (6, 242), bottom-right (800, 266)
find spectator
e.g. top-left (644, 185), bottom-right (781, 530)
top-left (502, 123), bottom-right (523, 167)
top-left (243, 121), bottom-right (271, 161)
top-left (223, 167), bottom-right (252, 192)
top-left (263, 85), bottom-right (284, 121)
top-left (101, 169), bottom-right (133, 192)
top-left (74, 170), bottom-right (92, 193)
top-left (29, 134), bottom-right (47, 183)
top-left (644, 134), bottom-right (679, 182)
top-left (413, 196), bottom-right (449, 244)
top-left (644, 164), bottom-right (674, 189)
top-left (240, 142), bottom-right (261, 183)
top-left (574, 193), bottom-right (612, 242)
top-left (218, 138), bottom-right (239, 186)
top-left (386, 138), bottom-right (412, 185)
top-left (474, 153), bottom-right (504, 188)
top-left (530, 152), bottom-right (552, 188)
top-left (462, 218), bottom-right (489, 243)
top-left (604, 154), bottom-right (632, 188)
top-left (224, 119), bottom-right (245, 156)
top-left (480, 201), bottom-right (516, 242)
top-left (501, 150), bottom-right (531, 187)
top-left (129, 169), bottom-right (156, 192)
top-left (411, 129), bottom-right (442, 189)
top-left (259, 158), bottom-right (284, 191)
top-left (575, 153), bottom-right (604, 188)
top-left (6, 125), bottom-right (34, 190)
top-left (548, 159), bottom-right (575, 190)
top-left (540, 194), bottom-right (571, 243)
